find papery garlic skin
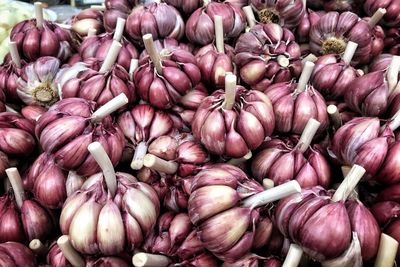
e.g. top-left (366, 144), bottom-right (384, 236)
top-left (185, 2), bottom-right (245, 46)
top-left (235, 24), bottom-right (302, 90)
top-left (10, 20), bottom-right (73, 62)
top-left (17, 56), bottom-right (60, 107)
top-left (126, 3), bottom-right (185, 45)
top-left (249, 0), bottom-right (304, 29)
top-left (192, 88), bottom-right (275, 158)
top-left (61, 173), bottom-right (160, 255)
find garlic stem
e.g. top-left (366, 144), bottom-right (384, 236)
top-left (214, 15), bottom-right (225, 54)
top-left (262, 178), bottom-right (274, 189)
top-left (298, 118), bottom-right (321, 153)
top-left (132, 253), bottom-right (171, 267)
top-left (113, 17), bottom-right (126, 42)
top-left (223, 73), bottom-right (237, 110)
top-left (301, 54), bottom-right (317, 66)
top-left (388, 107), bottom-right (400, 131)
top-left (282, 244), bottom-right (303, 267)
top-left (327, 105), bottom-right (342, 130)
top-left (29, 239), bottom-right (47, 255)
top-left (5, 168), bottom-right (25, 209)
top-left (9, 41), bottom-right (21, 68)
top-left (34, 2), bottom-right (44, 29)
top-left (143, 154), bottom-right (178, 174)
top-left (368, 8), bottom-right (386, 28)
top-left (227, 151), bottom-right (252, 165)
top-left (241, 180), bottom-right (301, 209)
top-left (99, 40), bottom-right (122, 73)
top-left (295, 61), bottom-right (315, 93)
top-left (87, 28), bottom-right (97, 37)
top-left (331, 165), bottom-right (365, 202)
top-left (373, 233), bottom-right (398, 267)
top-left (87, 142), bottom-right (117, 197)
top-left (143, 34), bottom-right (163, 74)
top-left (91, 93), bottom-right (128, 122)
top-left (342, 41), bottom-right (358, 65)
top-left (386, 55), bottom-right (400, 93)
top-left (57, 235), bottom-right (85, 267)
top-left (129, 59), bottom-right (139, 80)
top-left (277, 55), bottom-right (290, 67)
top-left (130, 141), bottom-right (148, 170)
top-left (243, 6), bottom-right (256, 28)
top-left (341, 166), bottom-right (351, 178)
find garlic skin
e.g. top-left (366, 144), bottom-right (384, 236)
top-left (346, 200), bottom-right (380, 261)
top-left (264, 82), bottom-right (328, 135)
top-left (0, 193), bottom-right (55, 243)
top-left (25, 153), bottom-right (67, 209)
top-left (0, 112), bottom-right (36, 176)
top-left (10, 19), bottom-right (73, 62)
top-left (0, 88), bottom-right (5, 112)
top-left (235, 23), bottom-right (302, 90)
top-left (139, 38), bottom-right (196, 59)
top-left (195, 44), bottom-right (235, 88)
top-left (57, 58), bottom-right (136, 106)
top-left (143, 212), bottom-right (197, 258)
top-left (134, 48), bottom-right (201, 110)
top-left (251, 139), bottom-right (331, 188)
top-left (47, 242), bottom-right (132, 267)
top-left (0, 242), bottom-right (36, 267)
top-left (275, 187), bottom-right (381, 261)
top-left (249, 0), bottom-right (305, 29)
top-left (384, 28), bottom-right (400, 55)
top-left (311, 54), bottom-right (360, 100)
top-left (187, 164), bottom-right (265, 262)
top-left (364, 0), bottom-right (400, 27)
top-left (324, 0), bottom-right (363, 12)
top-left (71, 8), bottom-right (104, 38)
top-left (17, 56), bottom-right (60, 107)
top-left (344, 70), bottom-right (393, 117)
top-left (60, 172), bottom-right (160, 255)
top-left (185, 2), bottom-right (246, 45)
top-left (164, 0), bottom-right (201, 16)
top-left (192, 88), bottom-right (275, 158)
top-left (331, 117), bottom-right (400, 183)
top-left (0, 58), bottom-right (24, 102)
top-left (126, 3), bottom-right (185, 46)
top-left (371, 184), bottom-right (400, 259)
top-left (79, 33), bottom-right (138, 71)
top-left (35, 98), bottom-right (125, 176)
top-left (309, 11), bottom-right (383, 65)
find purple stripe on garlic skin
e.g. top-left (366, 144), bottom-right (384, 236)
top-left (364, 0), bottom-right (400, 27)
top-left (126, 3), bottom-right (185, 46)
top-left (10, 16), bottom-right (73, 62)
top-left (186, 1), bottom-right (246, 46)
top-left (235, 23), bottom-right (302, 90)
top-left (70, 8), bottom-right (105, 39)
top-left (0, 242), bottom-right (36, 267)
top-left (79, 33), bottom-right (139, 71)
top-left (192, 75), bottom-right (275, 158)
top-left (60, 142), bottom-right (160, 256)
top-left (17, 56), bottom-right (61, 107)
top-left (188, 164), bottom-right (300, 262)
top-left (35, 95), bottom-right (127, 177)
top-left (309, 10), bottom-right (385, 65)
top-left (134, 34), bottom-right (201, 110)
top-left (249, 0), bottom-right (305, 29)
